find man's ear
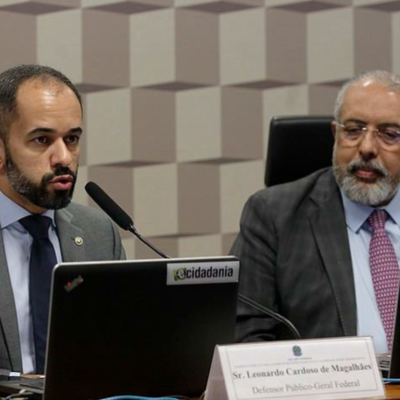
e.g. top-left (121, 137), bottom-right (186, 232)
top-left (0, 138), bottom-right (6, 170)
top-left (331, 121), bottom-right (337, 139)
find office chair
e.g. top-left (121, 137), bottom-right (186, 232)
top-left (264, 116), bottom-right (335, 187)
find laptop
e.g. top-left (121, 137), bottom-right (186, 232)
top-left (0, 256), bottom-right (239, 400)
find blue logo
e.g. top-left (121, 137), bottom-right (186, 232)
top-left (292, 345), bottom-right (302, 357)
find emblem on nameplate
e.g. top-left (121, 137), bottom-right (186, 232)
top-left (292, 345), bottom-right (302, 357)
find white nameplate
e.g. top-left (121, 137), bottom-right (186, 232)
top-left (205, 337), bottom-right (385, 400)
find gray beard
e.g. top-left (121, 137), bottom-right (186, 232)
top-left (332, 143), bottom-right (400, 206)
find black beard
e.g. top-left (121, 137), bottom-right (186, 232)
top-left (5, 146), bottom-right (77, 210)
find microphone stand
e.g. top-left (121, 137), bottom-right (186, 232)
top-left (238, 293), bottom-right (301, 340)
top-left (127, 224), bottom-right (170, 259)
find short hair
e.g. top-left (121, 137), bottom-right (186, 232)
top-left (0, 64), bottom-right (82, 140)
top-left (333, 70), bottom-right (400, 121)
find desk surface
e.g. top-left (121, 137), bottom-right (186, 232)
top-left (388, 385), bottom-right (400, 398)
top-left (0, 386), bottom-right (398, 399)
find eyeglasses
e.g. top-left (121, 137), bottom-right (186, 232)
top-left (335, 121), bottom-right (400, 149)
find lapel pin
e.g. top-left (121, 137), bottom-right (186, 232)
top-left (74, 236), bottom-right (84, 246)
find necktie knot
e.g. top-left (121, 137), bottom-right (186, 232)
top-left (368, 209), bottom-right (388, 231)
top-left (20, 215), bottom-right (52, 240)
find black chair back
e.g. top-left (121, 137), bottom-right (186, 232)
top-left (265, 116), bottom-right (334, 187)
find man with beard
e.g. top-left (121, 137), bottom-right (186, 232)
top-left (0, 65), bottom-right (125, 376)
top-left (232, 70), bottom-right (400, 355)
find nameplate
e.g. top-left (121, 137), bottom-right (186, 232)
top-left (166, 260), bottom-right (239, 285)
top-left (205, 337), bottom-right (385, 400)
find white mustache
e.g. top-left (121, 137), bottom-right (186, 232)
top-left (347, 159), bottom-right (388, 178)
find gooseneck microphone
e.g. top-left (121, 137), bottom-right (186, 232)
top-left (85, 181), bottom-right (300, 340)
top-left (85, 181), bottom-right (170, 259)
top-left (238, 293), bottom-right (301, 340)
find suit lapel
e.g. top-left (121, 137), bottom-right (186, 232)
top-left (309, 172), bottom-right (357, 336)
top-left (0, 208), bottom-right (87, 372)
top-left (0, 231), bottom-right (23, 371)
top-left (55, 208), bottom-right (86, 262)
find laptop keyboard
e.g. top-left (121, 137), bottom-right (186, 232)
top-left (378, 354), bottom-right (390, 378)
top-left (20, 378), bottom-right (45, 390)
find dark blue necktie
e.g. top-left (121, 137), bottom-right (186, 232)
top-left (20, 215), bottom-right (57, 374)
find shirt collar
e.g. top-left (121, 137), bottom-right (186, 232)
top-left (341, 186), bottom-right (400, 233)
top-left (0, 190), bottom-right (56, 230)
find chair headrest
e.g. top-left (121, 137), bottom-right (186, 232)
top-left (265, 116), bottom-right (334, 187)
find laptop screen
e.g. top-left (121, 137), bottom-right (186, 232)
top-left (43, 256), bottom-right (239, 400)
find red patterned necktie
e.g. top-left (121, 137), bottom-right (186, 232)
top-left (368, 210), bottom-right (399, 351)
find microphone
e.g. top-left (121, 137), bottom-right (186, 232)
top-left (85, 181), bottom-right (170, 259)
top-left (85, 182), bottom-right (299, 339)
top-left (238, 293), bottom-right (301, 340)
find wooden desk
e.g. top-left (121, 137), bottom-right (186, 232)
top-left (386, 384), bottom-right (400, 398)
top-left (0, 387), bottom-right (398, 399)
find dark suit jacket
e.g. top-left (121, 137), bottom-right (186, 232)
top-left (0, 202), bottom-right (126, 375)
top-left (231, 168), bottom-right (358, 342)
